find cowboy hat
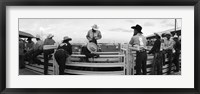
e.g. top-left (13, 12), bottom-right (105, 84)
top-left (63, 36), bottom-right (72, 41)
top-left (173, 34), bottom-right (179, 39)
top-left (92, 24), bottom-right (99, 30)
top-left (47, 34), bottom-right (54, 38)
top-left (154, 33), bottom-right (160, 36)
top-left (87, 42), bottom-right (98, 53)
top-left (131, 24), bottom-right (142, 33)
top-left (164, 32), bottom-right (172, 36)
top-left (154, 33), bottom-right (161, 39)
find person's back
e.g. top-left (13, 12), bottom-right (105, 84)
top-left (148, 39), bottom-right (161, 54)
top-left (54, 36), bottom-right (72, 75)
top-left (19, 39), bottom-right (25, 55)
top-left (57, 42), bottom-right (72, 55)
top-left (26, 41), bottom-right (34, 51)
top-left (129, 34), bottom-right (147, 49)
top-left (34, 40), bottom-right (44, 51)
top-left (44, 38), bottom-right (55, 45)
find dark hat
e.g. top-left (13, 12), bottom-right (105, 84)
top-left (165, 32), bottom-right (172, 36)
top-left (131, 24), bottom-right (142, 33)
top-left (161, 33), bottom-right (166, 37)
top-left (154, 33), bottom-right (160, 37)
top-left (154, 33), bottom-right (161, 39)
top-left (63, 36), bottom-right (72, 41)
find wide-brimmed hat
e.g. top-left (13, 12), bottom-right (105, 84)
top-left (131, 24), bottom-right (142, 33)
top-left (173, 34), bottom-right (178, 39)
top-left (47, 34), bottom-right (54, 38)
top-left (165, 32), bottom-right (172, 36)
top-left (87, 42), bottom-right (98, 52)
top-left (154, 33), bottom-right (160, 36)
top-left (63, 36), bottom-right (72, 41)
top-left (92, 24), bottom-right (99, 30)
top-left (154, 33), bottom-right (161, 39)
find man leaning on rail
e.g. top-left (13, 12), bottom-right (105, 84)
top-left (54, 36), bottom-right (72, 75)
top-left (43, 34), bottom-right (56, 75)
top-left (129, 24), bottom-right (148, 75)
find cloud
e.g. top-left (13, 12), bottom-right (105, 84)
top-left (160, 19), bottom-right (169, 24)
top-left (109, 28), bottom-right (132, 32)
top-left (165, 23), bottom-right (175, 27)
top-left (143, 22), bottom-right (154, 26)
top-left (125, 20), bottom-right (135, 24)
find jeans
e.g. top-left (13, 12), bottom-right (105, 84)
top-left (54, 50), bottom-right (69, 75)
top-left (43, 49), bottom-right (54, 75)
top-left (19, 55), bottom-right (25, 69)
top-left (165, 50), bottom-right (173, 74)
top-left (151, 52), bottom-right (163, 75)
top-left (173, 51), bottom-right (180, 72)
top-left (136, 51), bottom-right (147, 75)
top-left (32, 49), bottom-right (43, 65)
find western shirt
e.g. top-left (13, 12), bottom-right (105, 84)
top-left (129, 34), bottom-right (147, 49)
top-left (34, 40), bottom-right (44, 50)
top-left (44, 38), bottom-right (55, 45)
top-left (86, 29), bottom-right (102, 41)
top-left (57, 42), bottom-right (72, 55)
top-left (164, 38), bottom-right (174, 50)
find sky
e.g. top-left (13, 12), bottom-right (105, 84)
top-left (19, 18), bottom-right (181, 43)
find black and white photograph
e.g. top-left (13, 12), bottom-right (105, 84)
top-left (19, 18), bottom-right (181, 75)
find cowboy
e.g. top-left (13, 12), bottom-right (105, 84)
top-left (148, 33), bottom-right (163, 75)
top-left (19, 38), bottom-right (25, 69)
top-left (81, 42), bottom-right (99, 62)
top-left (24, 37), bottom-right (35, 64)
top-left (172, 34), bottom-right (181, 72)
top-left (129, 24), bottom-right (147, 75)
top-left (43, 34), bottom-right (56, 75)
top-left (163, 32), bottom-right (175, 74)
top-left (86, 24), bottom-right (102, 45)
top-left (54, 36), bottom-right (72, 75)
top-left (31, 34), bottom-right (44, 65)
top-left (26, 37), bottom-right (35, 52)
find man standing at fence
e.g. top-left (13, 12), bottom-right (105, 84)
top-left (172, 34), bottom-right (181, 72)
top-left (43, 34), bottom-right (55, 75)
top-left (148, 33), bottom-right (163, 75)
top-left (32, 34), bottom-right (44, 65)
top-left (129, 24), bottom-right (147, 75)
top-left (25, 37), bottom-right (35, 64)
top-left (163, 32), bottom-right (174, 75)
top-left (86, 24), bottom-right (102, 45)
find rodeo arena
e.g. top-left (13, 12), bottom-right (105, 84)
top-left (19, 24), bottom-right (181, 75)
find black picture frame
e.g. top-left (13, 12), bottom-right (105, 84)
top-left (0, 0), bottom-right (200, 94)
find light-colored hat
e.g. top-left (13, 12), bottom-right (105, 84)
top-left (174, 34), bottom-right (178, 38)
top-left (63, 36), bottom-right (72, 41)
top-left (165, 32), bottom-right (171, 36)
top-left (36, 34), bottom-right (41, 39)
top-left (154, 33), bottom-right (160, 36)
top-left (87, 42), bottom-right (98, 52)
top-left (47, 34), bottom-right (54, 38)
top-left (92, 24), bottom-right (99, 30)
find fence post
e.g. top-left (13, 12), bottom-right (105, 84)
top-left (126, 44), bottom-right (131, 75)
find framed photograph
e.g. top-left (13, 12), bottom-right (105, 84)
top-left (1, 0), bottom-right (200, 94)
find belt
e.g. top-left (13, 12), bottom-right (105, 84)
top-left (57, 49), bottom-right (65, 51)
top-left (137, 49), bottom-right (146, 53)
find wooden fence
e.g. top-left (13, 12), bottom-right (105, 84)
top-left (25, 45), bottom-right (126, 75)
top-left (25, 44), bottom-right (181, 75)
top-left (121, 44), bottom-right (181, 75)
